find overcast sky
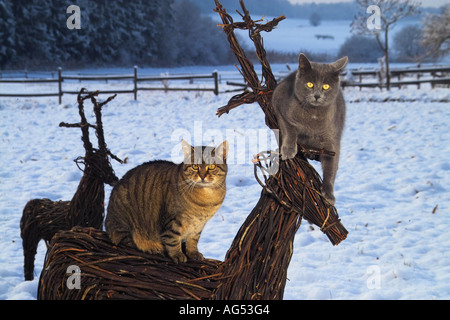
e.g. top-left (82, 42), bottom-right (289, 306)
top-left (287, 0), bottom-right (448, 8)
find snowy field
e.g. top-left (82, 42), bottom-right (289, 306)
top-left (239, 18), bottom-right (352, 56)
top-left (1, 69), bottom-right (449, 300)
top-left (210, 15), bottom-right (418, 57)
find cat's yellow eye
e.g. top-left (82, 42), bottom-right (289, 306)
top-left (323, 84), bottom-right (330, 90)
top-left (208, 164), bottom-right (216, 170)
top-left (307, 82), bottom-right (314, 88)
top-left (192, 164), bottom-right (199, 170)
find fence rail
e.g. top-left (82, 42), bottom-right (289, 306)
top-left (225, 65), bottom-right (450, 91)
top-left (1, 65), bottom-right (449, 101)
top-left (0, 67), bottom-right (219, 103)
top-left (341, 65), bottom-right (450, 90)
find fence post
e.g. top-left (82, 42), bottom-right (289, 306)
top-left (417, 71), bottom-right (421, 90)
top-left (213, 71), bottom-right (219, 95)
top-left (58, 67), bottom-right (62, 104)
top-left (134, 66), bottom-right (138, 100)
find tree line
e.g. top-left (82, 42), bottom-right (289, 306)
top-left (1, 0), bottom-right (447, 70)
top-left (0, 0), bottom-right (235, 70)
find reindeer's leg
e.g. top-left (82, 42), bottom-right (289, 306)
top-left (20, 200), bottom-right (42, 281)
top-left (22, 235), bottom-right (39, 281)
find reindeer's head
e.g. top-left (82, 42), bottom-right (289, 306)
top-left (61, 89), bottom-right (123, 187)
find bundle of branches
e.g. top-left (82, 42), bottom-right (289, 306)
top-left (210, 0), bottom-right (348, 299)
top-left (38, 227), bottom-right (221, 300)
top-left (20, 89), bottom-right (122, 280)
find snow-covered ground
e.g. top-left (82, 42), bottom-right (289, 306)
top-left (244, 18), bottom-right (352, 55)
top-left (210, 15), bottom-right (419, 57)
top-left (212, 14), bottom-right (352, 55)
top-left (1, 69), bottom-right (449, 300)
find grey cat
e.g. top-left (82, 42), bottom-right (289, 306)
top-left (272, 53), bottom-right (348, 205)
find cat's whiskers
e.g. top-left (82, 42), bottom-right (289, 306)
top-left (179, 179), bottom-right (197, 194)
top-left (217, 182), bottom-right (227, 192)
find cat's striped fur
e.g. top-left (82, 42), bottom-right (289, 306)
top-left (105, 140), bottom-right (228, 263)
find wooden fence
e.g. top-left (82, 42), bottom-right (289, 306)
top-left (1, 65), bottom-right (449, 101)
top-left (224, 65), bottom-right (450, 91)
top-left (0, 67), bottom-right (219, 103)
top-left (341, 65), bottom-right (450, 90)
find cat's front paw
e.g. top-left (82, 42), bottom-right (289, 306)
top-left (169, 251), bottom-right (188, 264)
top-left (186, 250), bottom-right (204, 261)
top-left (320, 185), bottom-right (336, 205)
top-left (280, 145), bottom-right (297, 160)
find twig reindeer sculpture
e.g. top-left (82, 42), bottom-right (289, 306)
top-left (20, 89), bottom-right (123, 280)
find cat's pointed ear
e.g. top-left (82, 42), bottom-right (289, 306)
top-left (181, 139), bottom-right (193, 163)
top-left (332, 56), bottom-right (348, 73)
top-left (214, 141), bottom-right (229, 164)
top-left (298, 53), bottom-right (312, 73)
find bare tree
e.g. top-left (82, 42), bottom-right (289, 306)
top-left (421, 4), bottom-right (450, 60)
top-left (351, 0), bottom-right (420, 90)
top-left (309, 12), bottom-right (322, 26)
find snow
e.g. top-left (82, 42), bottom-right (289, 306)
top-left (250, 18), bottom-right (352, 55)
top-left (213, 15), bottom-right (353, 56)
top-left (211, 15), bottom-right (419, 57)
top-left (1, 66), bottom-right (450, 300)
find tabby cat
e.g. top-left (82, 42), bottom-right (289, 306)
top-left (272, 53), bottom-right (348, 204)
top-left (105, 140), bottom-right (228, 263)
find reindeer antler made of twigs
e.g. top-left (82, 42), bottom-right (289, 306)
top-left (59, 88), bottom-right (124, 171)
